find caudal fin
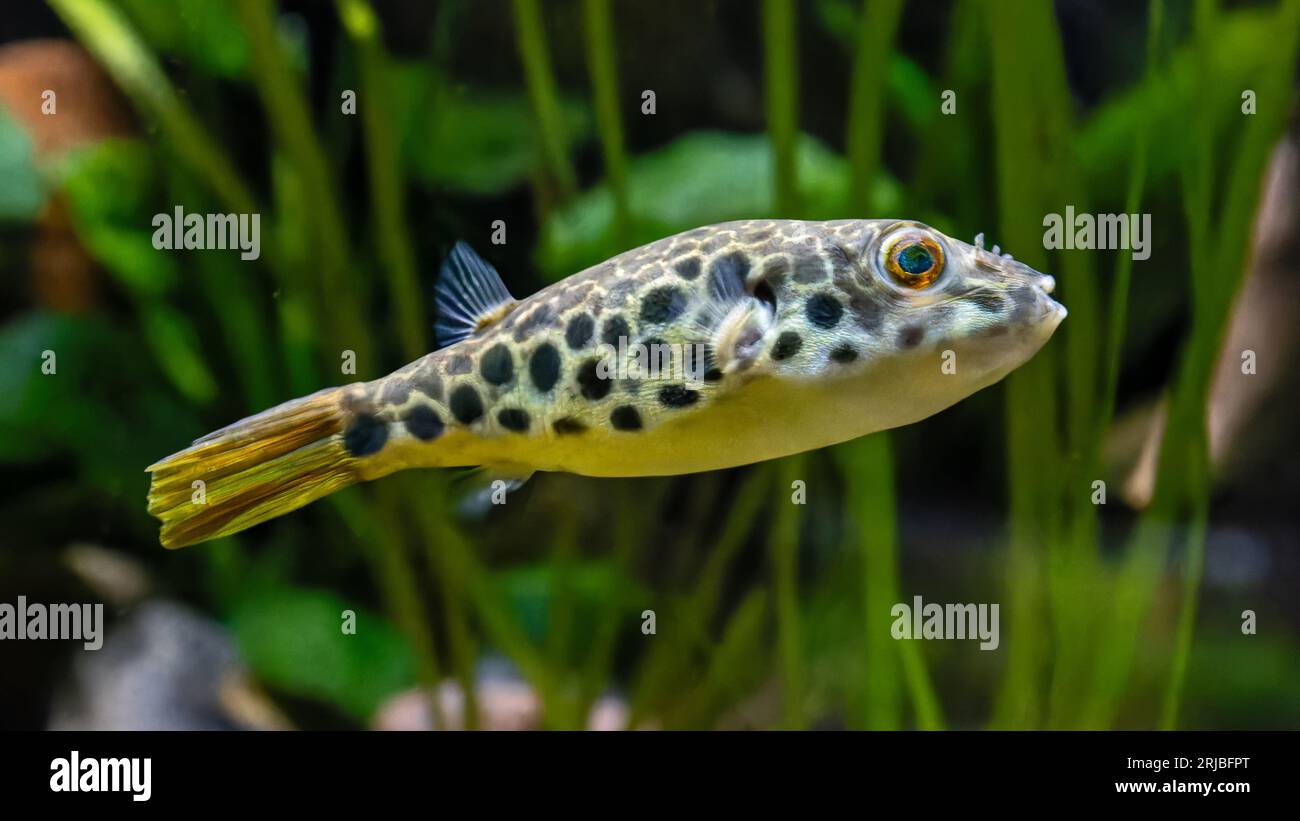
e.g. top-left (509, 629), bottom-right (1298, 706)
top-left (147, 387), bottom-right (360, 548)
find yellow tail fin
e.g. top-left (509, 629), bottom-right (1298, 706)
top-left (147, 387), bottom-right (360, 548)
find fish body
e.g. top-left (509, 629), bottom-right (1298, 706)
top-left (148, 219), bottom-right (1065, 547)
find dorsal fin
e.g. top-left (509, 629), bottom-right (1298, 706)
top-left (435, 241), bottom-right (518, 347)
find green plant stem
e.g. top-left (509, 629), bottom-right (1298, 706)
top-left (1086, 0), bottom-right (1300, 728)
top-left (235, 0), bottom-right (372, 374)
top-left (985, 0), bottom-right (1071, 729)
top-left (46, 0), bottom-right (256, 215)
top-left (331, 489), bottom-right (447, 729)
top-left (578, 482), bottom-right (641, 720)
top-left (772, 454), bottom-right (807, 729)
top-left (581, 0), bottom-right (631, 244)
top-left (1048, 0), bottom-right (1162, 730)
top-left (1160, 439), bottom-right (1208, 729)
top-left (762, 0), bottom-right (799, 216)
top-left (392, 474), bottom-right (478, 730)
top-left (845, 0), bottom-right (905, 214)
top-left (629, 467), bottom-right (769, 725)
top-left (839, 434), bottom-right (943, 730)
top-left (543, 511), bottom-right (582, 728)
top-left (678, 590), bottom-right (771, 729)
top-left (414, 479), bottom-right (560, 720)
top-left (1097, 0), bottom-right (1162, 437)
top-left (513, 0), bottom-right (577, 205)
top-left (339, 0), bottom-right (427, 361)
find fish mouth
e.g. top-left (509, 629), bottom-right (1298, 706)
top-left (1037, 275), bottom-right (1066, 319)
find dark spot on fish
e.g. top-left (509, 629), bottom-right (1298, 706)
top-left (379, 379), bottom-right (411, 406)
top-left (659, 385), bottom-right (700, 408)
top-left (849, 294), bottom-right (884, 332)
top-left (449, 385), bottom-right (484, 425)
top-left (640, 285), bottom-right (688, 324)
top-left (529, 343), bottom-right (562, 392)
top-left (411, 362), bottom-right (444, 400)
top-left (577, 358), bottom-right (612, 400)
top-left (404, 405), bottom-right (444, 441)
top-left (762, 257), bottom-right (791, 281)
top-left (565, 313), bottom-right (595, 349)
top-left (704, 368), bottom-right (724, 382)
top-left (831, 345), bottom-right (859, 363)
top-left (606, 279), bottom-right (638, 308)
top-left (772, 331), bottom-right (803, 361)
top-left (830, 261), bottom-right (877, 319)
top-left (694, 309), bottom-right (719, 331)
top-left (445, 354), bottom-right (473, 375)
top-left (497, 408), bottom-right (530, 432)
top-left (512, 303), bottom-right (554, 341)
top-left (969, 291), bottom-right (1007, 314)
top-left (549, 281), bottom-right (594, 315)
top-left (610, 405), bottom-right (643, 431)
top-left (674, 256), bottom-right (702, 280)
top-left (553, 417), bottom-right (587, 435)
top-left (700, 233), bottom-right (733, 254)
top-left (792, 258), bottom-right (826, 283)
top-left (806, 293), bottom-right (844, 329)
top-left (709, 251), bottom-right (751, 301)
top-left (601, 315), bottom-right (630, 347)
top-left (480, 344), bottom-right (514, 385)
top-left (343, 413), bottom-right (387, 457)
top-left (340, 390), bottom-right (373, 415)
top-left (898, 325), bottom-right (925, 349)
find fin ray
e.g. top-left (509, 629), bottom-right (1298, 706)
top-left (435, 241), bottom-right (517, 347)
top-left (146, 388), bottom-right (360, 548)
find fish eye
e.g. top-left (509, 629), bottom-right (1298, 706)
top-left (884, 234), bottom-right (945, 289)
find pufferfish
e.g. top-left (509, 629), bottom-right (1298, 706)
top-left (147, 219), bottom-right (1065, 547)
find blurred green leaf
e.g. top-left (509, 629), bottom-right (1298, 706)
top-left (495, 560), bottom-right (647, 650)
top-left (1078, 8), bottom-right (1279, 199)
top-left (230, 586), bottom-right (417, 721)
top-left (0, 313), bottom-right (93, 462)
top-left (58, 139), bottom-right (179, 296)
top-left (400, 67), bottom-right (591, 196)
top-left (0, 104), bottom-right (45, 221)
top-left (0, 310), bottom-right (198, 507)
top-left (538, 130), bottom-right (902, 278)
top-left (54, 140), bottom-right (219, 404)
top-left (115, 0), bottom-right (250, 78)
top-left (814, 0), bottom-right (940, 132)
top-left (140, 302), bottom-right (218, 403)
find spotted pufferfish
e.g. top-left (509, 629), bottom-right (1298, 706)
top-left (147, 219), bottom-right (1065, 548)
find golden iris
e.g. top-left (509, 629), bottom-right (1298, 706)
top-left (885, 236), bottom-right (944, 289)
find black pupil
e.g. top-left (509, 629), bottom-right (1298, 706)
top-left (897, 244), bottom-right (933, 275)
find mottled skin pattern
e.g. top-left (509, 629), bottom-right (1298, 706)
top-left (335, 219), bottom-right (1065, 483)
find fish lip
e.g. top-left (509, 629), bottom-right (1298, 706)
top-left (1039, 297), bottom-right (1068, 322)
